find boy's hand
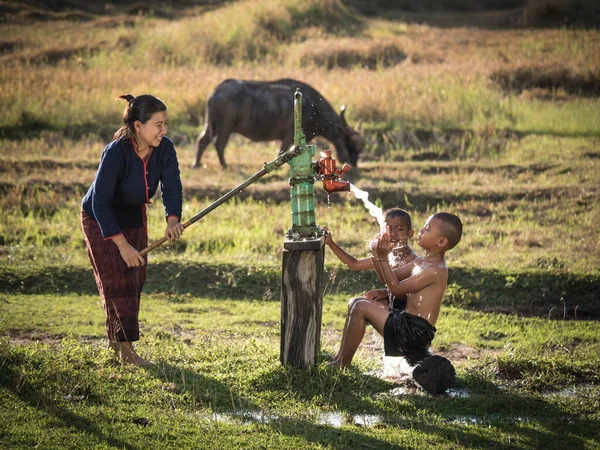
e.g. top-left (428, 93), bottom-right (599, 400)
top-left (369, 228), bottom-right (394, 258)
top-left (364, 289), bottom-right (388, 301)
top-left (368, 232), bottom-right (380, 254)
top-left (377, 227), bottom-right (394, 258)
top-left (322, 226), bottom-right (333, 246)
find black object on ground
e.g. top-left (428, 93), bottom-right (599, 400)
top-left (412, 355), bottom-right (456, 395)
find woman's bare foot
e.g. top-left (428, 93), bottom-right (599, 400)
top-left (109, 341), bottom-right (153, 366)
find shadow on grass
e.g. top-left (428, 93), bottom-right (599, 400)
top-left (0, 339), bottom-right (597, 449)
top-left (1, 263), bottom-right (598, 319)
top-left (250, 365), bottom-right (598, 448)
top-left (149, 360), bottom-right (597, 448)
top-left (0, 178), bottom-right (592, 221)
top-left (147, 360), bottom-right (398, 449)
top-left (0, 350), bottom-right (140, 449)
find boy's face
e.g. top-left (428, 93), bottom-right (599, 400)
top-left (417, 216), bottom-right (445, 250)
top-left (385, 216), bottom-right (413, 245)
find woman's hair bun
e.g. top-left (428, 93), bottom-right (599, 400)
top-left (117, 93), bottom-right (136, 103)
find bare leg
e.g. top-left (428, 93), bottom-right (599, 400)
top-left (332, 299), bottom-right (389, 368)
top-left (109, 341), bottom-right (152, 366)
top-left (332, 297), bottom-right (387, 361)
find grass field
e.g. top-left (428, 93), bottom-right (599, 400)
top-left (1, 0), bottom-right (599, 448)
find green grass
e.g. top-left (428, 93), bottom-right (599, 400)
top-left (1, 316), bottom-right (599, 449)
top-left (1, 295), bottom-right (599, 449)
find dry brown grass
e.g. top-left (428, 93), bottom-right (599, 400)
top-left (0, 0), bottom-right (598, 152)
top-left (288, 38), bottom-right (407, 70)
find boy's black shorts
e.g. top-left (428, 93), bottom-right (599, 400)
top-left (383, 310), bottom-right (436, 365)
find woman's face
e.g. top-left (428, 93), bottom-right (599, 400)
top-left (136, 110), bottom-right (168, 148)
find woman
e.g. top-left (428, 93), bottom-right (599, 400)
top-left (81, 94), bottom-right (184, 365)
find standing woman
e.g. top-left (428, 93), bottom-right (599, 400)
top-left (81, 94), bottom-right (184, 366)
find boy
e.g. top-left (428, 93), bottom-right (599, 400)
top-left (323, 207), bottom-right (417, 310)
top-left (331, 212), bottom-right (463, 395)
top-left (323, 208), bottom-right (417, 365)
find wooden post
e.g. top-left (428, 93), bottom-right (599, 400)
top-left (280, 238), bottom-right (325, 368)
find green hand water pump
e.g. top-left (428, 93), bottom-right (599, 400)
top-left (286, 89), bottom-right (322, 241)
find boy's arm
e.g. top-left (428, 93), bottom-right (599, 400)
top-left (392, 261), bottom-right (415, 281)
top-left (323, 227), bottom-right (373, 271)
top-left (373, 257), bottom-right (415, 285)
top-left (328, 241), bottom-right (373, 271)
top-left (376, 258), bottom-right (438, 297)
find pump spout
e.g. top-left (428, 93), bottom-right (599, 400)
top-left (323, 179), bottom-right (351, 194)
top-left (316, 149), bottom-right (351, 195)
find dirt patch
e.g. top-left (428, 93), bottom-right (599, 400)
top-left (322, 327), bottom-right (489, 367)
top-left (320, 327), bottom-right (386, 360)
top-left (6, 330), bottom-right (102, 346)
top-left (435, 344), bottom-right (493, 367)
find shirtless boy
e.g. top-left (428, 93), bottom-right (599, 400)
top-left (322, 207), bottom-right (417, 309)
top-left (323, 208), bottom-right (417, 363)
top-left (331, 212), bottom-right (463, 394)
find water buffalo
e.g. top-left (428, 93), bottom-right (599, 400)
top-left (192, 78), bottom-right (365, 169)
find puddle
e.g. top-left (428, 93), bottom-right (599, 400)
top-left (447, 415), bottom-right (483, 425)
top-left (318, 412), bottom-right (382, 427)
top-left (386, 385), bottom-right (424, 396)
top-left (542, 384), bottom-right (598, 398)
top-left (381, 356), bottom-right (414, 379)
top-left (208, 411), bottom-right (280, 425)
top-left (202, 410), bottom-right (383, 428)
top-left (446, 415), bottom-right (531, 426)
top-left (446, 388), bottom-right (471, 398)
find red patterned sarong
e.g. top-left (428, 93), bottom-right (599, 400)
top-left (81, 210), bottom-right (147, 341)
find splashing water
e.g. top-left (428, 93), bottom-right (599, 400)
top-left (349, 183), bottom-right (385, 230)
top-left (349, 183), bottom-right (413, 269)
top-left (382, 355), bottom-right (414, 380)
top-left (390, 244), bottom-right (412, 269)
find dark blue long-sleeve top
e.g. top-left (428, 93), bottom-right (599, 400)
top-left (82, 136), bottom-right (183, 239)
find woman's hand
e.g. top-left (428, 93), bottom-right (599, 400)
top-left (165, 217), bottom-right (185, 243)
top-left (112, 234), bottom-right (145, 267)
top-left (118, 243), bottom-right (146, 267)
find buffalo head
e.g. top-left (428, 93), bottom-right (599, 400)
top-left (336, 105), bottom-right (365, 167)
